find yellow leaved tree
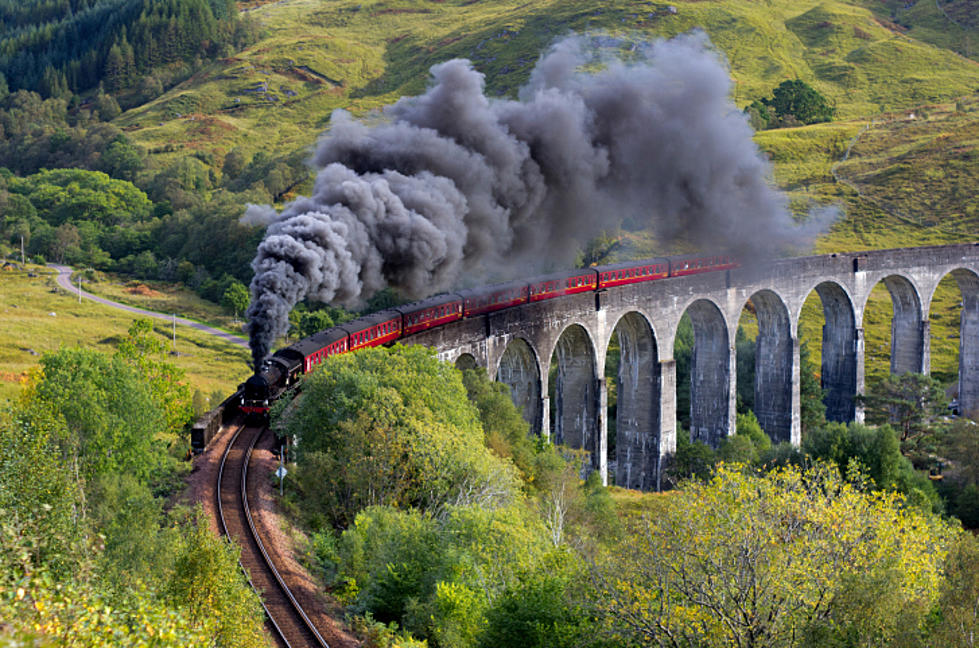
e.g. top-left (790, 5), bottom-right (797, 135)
top-left (593, 463), bottom-right (958, 648)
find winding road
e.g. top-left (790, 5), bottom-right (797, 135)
top-left (50, 264), bottom-right (249, 349)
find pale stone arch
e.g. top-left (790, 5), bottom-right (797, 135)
top-left (864, 274), bottom-right (926, 375)
top-left (494, 338), bottom-right (543, 435)
top-left (801, 281), bottom-right (859, 423)
top-left (932, 268), bottom-right (979, 419)
top-left (549, 323), bottom-right (602, 470)
top-left (606, 311), bottom-right (660, 490)
top-left (744, 289), bottom-right (795, 443)
top-left (678, 298), bottom-right (731, 448)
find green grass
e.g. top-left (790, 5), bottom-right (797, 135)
top-left (0, 266), bottom-right (252, 404)
top-left (81, 274), bottom-right (246, 335)
top-left (852, 0), bottom-right (979, 63)
top-left (118, 0), bottom-right (979, 169)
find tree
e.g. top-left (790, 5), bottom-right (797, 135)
top-left (100, 138), bottom-right (145, 182)
top-left (461, 368), bottom-right (538, 486)
top-left (297, 308), bottom-right (334, 338)
top-left (50, 222), bottom-right (80, 263)
top-left (593, 463), bottom-right (957, 647)
top-left (768, 79), bottom-right (834, 125)
top-left (286, 345), bottom-right (519, 529)
top-left (800, 340), bottom-right (826, 432)
top-left (222, 147), bottom-right (247, 181)
top-left (934, 533), bottom-right (979, 647)
top-left (859, 372), bottom-right (948, 442)
top-left (21, 168), bottom-right (152, 227)
top-left (221, 279), bottom-right (249, 321)
top-left (93, 87), bottom-right (121, 121)
top-left (116, 319), bottom-right (193, 435)
top-left (23, 348), bottom-right (168, 485)
top-left (167, 509), bottom-right (267, 648)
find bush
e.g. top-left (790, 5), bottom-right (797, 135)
top-left (287, 345), bottom-right (519, 528)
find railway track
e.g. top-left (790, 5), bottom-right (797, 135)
top-left (218, 423), bottom-right (330, 648)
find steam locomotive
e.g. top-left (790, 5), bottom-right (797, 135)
top-left (240, 253), bottom-right (738, 417)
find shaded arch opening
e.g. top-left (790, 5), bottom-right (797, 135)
top-left (864, 275), bottom-right (925, 385)
top-left (739, 290), bottom-right (794, 443)
top-left (454, 353), bottom-right (478, 372)
top-left (799, 282), bottom-right (858, 423)
top-left (548, 324), bottom-right (600, 469)
top-left (604, 312), bottom-right (660, 490)
top-left (934, 269), bottom-right (979, 419)
top-left (495, 338), bottom-right (542, 435)
top-left (676, 300), bottom-right (730, 448)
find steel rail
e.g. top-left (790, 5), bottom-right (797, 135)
top-left (242, 427), bottom-right (330, 648)
top-left (217, 423), bottom-right (328, 647)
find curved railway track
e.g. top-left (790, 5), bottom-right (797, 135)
top-left (217, 424), bottom-right (330, 648)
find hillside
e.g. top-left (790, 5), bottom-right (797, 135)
top-left (3, 0), bottom-right (978, 394)
top-left (118, 0), bottom-right (979, 167)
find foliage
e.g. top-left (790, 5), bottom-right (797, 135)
top-left (166, 509), bottom-right (268, 648)
top-left (858, 371), bottom-right (948, 442)
top-left (803, 420), bottom-right (941, 512)
top-left (22, 347), bottom-right (169, 485)
top-left (935, 418), bottom-right (979, 528)
top-left (669, 432), bottom-right (716, 483)
top-left (0, 403), bottom-right (83, 575)
top-left (749, 80), bottom-right (835, 129)
top-left (717, 410), bottom-right (772, 464)
top-left (0, 515), bottom-right (211, 648)
top-left (461, 368), bottom-right (544, 490)
top-left (735, 325), bottom-right (756, 414)
top-left (933, 532), bottom-right (979, 647)
top-left (0, 340), bottom-right (266, 646)
top-left (770, 79), bottom-right (835, 125)
top-left (674, 314), bottom-right (693, 430)
top-left (593, 463), bottom-right (957, 647)
top-left (286, 345), bottom-right (519, 529)
top-left (337, 503), bottom-right (577, 646)
top-left (220, 278), bottom-right (249, 318)
top-left (0, 0), bottom-right (255, 99)
top-left (799, 340), bottom-right (827, 433)
top-left (116, 318), bottom-right (194, 437)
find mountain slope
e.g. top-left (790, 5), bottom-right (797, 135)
top-left (118, 0), bottom-right (979, 167)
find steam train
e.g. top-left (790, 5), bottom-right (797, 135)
top-left (240, 253), bottom-right (738, 417)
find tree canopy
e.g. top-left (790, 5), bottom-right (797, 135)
top-left (594, 463), bottom-right (957, 647)
top-left (285, 345), bottom-right (520, 529)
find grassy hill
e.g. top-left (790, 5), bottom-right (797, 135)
top-left (118, 0), bottom-right (979, 167)
top-left (6, 0), bottom-right (977, 399)
top-left (0, 266), bottom-right (251, 404)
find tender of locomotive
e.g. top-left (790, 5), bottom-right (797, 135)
top-left (239, 253), bottom-right (739, 417)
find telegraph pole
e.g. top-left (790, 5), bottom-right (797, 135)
top-left (172, 314), bottom-right (176, 351)
top-left (77, 276), bottom-right (81, 303)
top-left (20, 235), bottom-right (24, 265)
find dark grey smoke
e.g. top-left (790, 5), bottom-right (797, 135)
top-left (245, 31), bottom-right (831, 367)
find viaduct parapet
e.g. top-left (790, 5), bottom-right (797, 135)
top-left (404, 243), bottom-right (979, 490)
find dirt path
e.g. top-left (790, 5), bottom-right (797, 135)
top-left (50, 264), bottom-right (249, 349)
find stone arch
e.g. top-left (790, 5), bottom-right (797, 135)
top-left (550, 323), bottom-right (601, 469)
top-left (872, 275), bottom-right (926, 375)
top-left (494, 338), bottom-right (543, 435)
top-left (808, 281), bottom-right (858, 423)
top-left (745, 290), bottom-right (795, 443)
top-left (454, 353), bottom-right (478, 371)
top-left (680, 299), bottom-right (731, 447)
top-left (938, 269), bottom-right (979, 419)
top-left (607, 311), bottom-right (660, 490)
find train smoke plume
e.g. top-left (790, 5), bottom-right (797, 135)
top-left (245, 31), bottom-right (830, 367)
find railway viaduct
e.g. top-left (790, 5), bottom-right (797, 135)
top-left (403, 243), bottom-right (979, 491)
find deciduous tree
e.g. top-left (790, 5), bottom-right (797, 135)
top-left (593, 463), bottom-right (956, 647)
